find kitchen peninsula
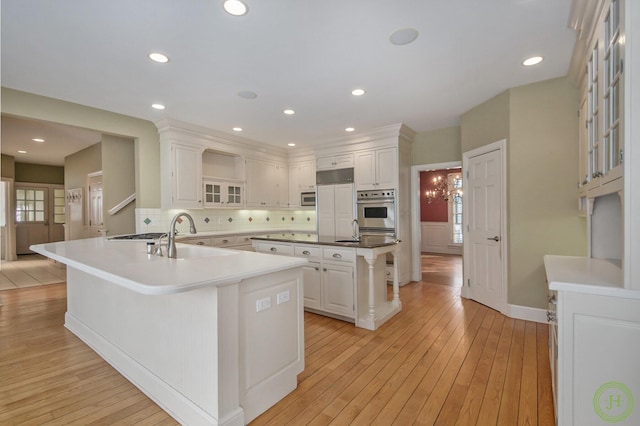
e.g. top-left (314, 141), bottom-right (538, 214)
top-left (251, 233), bottom-right (402, 331)
top-left (30, 238), bottom-right (307, 426)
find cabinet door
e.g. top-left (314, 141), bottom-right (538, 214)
top-left (334, 183), bottom-right (355, 238)
top-left (322, 263), bottom-right (354, 318)
top-left (172, 144), bottom-right (202, 208)
top-left (355, 150), bottom-right (376, 189)
top-left (317, 185), bottom-right (336, 237)
top-left (317, 156), bottom-right (336, 170)
top-left (246, 159), bottom-right (277, 207)
top-left (288, 164), bottom-right (302, 208)
top-left (276, 164), bottom-right (289, 207)
top-left (300, 162), bottom-right (316, 190)
top-left (375, 148), bottom-right (397, 189)
top-left (302, 261), bottom-right (322, 310)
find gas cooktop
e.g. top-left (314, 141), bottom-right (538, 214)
top-left (107, 232), bottom-right (166, 240)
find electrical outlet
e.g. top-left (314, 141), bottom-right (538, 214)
top-left (277, 290), bottom-right (290, 304)
top-left (256, 297), bottom-right (271, 312)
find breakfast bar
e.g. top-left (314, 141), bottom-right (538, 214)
top-left (30, 238), bottom-right (307, 426)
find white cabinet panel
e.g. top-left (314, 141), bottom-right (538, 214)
top-left (302, 261), bottom-right (322, 310)
top-left (317, 184), bottom-right (354, 239)
top-left (322, 263), bottom-right (354, 318)
top-left (355, 148), bottom-right (397, 190)
top-left (317, 153), bottom-right (354, 170)
top-left (172, 143), bottom-right (203, 209)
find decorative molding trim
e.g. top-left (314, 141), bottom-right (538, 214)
top-left (506, 304), bottom-right (549, 324)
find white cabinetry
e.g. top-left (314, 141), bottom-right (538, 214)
top-left (245, 159), bottom-right (289, 208)
top-left (317, 153), bottom-right (354, 170)
top-left (545, 255), bottom-right (640, 425)
top-left (169, 143), bottom-right (203, 209)
top-left (289, 161), bottom-right (316, 208)
top-left (203, 180), bottom-right (243, 208)
top-left (317, 184), bottom-right (355, 239)
top-left (355, 147), bottom-right (397, 190)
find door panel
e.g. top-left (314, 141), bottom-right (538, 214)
top-left (15, 186), bottom-right (49, 254)
top-left (466, 148), bottom-right (503, 311)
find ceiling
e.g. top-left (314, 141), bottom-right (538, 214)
top-left (1, 0), bottom-right (577, 166)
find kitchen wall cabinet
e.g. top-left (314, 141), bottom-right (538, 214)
top-left (245, 159), bottom-right (289, 208)
top-left (169, 143), bottom-right (203, 209)
top-left (355, 147), bottom-right (397, 190)
top-left (203, 180), bottom-right (243, 208)
top-left (316, 153), bottom-right (354, 170)
top-left (288, 161), bottom-right (316, 208)
top-left (317, 183), bottom-right (355, 239)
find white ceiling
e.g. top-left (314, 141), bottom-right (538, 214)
top-left (1, 0), bottom-right (577, 165)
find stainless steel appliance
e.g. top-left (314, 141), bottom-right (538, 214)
top-left (301, 191), bottom-right (316, 206)
top-left (356, 189), bottom-right (396, 236)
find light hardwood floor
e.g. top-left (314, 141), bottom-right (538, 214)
top-left (0, 255), bottom-right (554, 425)
top-left (0, 255), bottom-right (67, 291)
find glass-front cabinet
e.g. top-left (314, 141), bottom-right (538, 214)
top-left (578, 0), bottom-right (624, 203)
top-left (203, 180), bottom-right (243, 208)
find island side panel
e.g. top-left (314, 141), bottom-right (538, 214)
top-left (64, 267), bottom-right (240, 426)
top-left (239, 268), bottom-right (305, 423)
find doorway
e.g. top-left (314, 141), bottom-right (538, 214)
top-left (15, 184), bottom-right (65, 254)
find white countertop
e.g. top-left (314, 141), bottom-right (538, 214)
top-left (31, 238), bottom-right (307, 295)
top-left (543, 255), bottom-right (639, 299)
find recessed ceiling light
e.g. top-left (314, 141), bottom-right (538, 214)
top-left (345, 127), bottom-right (355, 132)
top-left (523, 56), bottom-right (544, 66)
top-left (238, 90), bottom-right (257, 99)
top-left (233, 127), bottom-right (243, 132)
top-left (152, 103), bottom-right (165, 110)
top-left (283, 109), bottom-right (295, 115)
top-left (18, 150), bottom-right (27, 154)
top-left (223, 0), bottom-right (248, 16)
top-left (32, 138), bottom-right (45, 142)
top-left (351, 89), bottom-right (366, 96)
top-left (288, 143), bottom-right (296, 147)
top-left (389, 28), bottom-right (419, 46)
top-left (148, 52), bottom-right (170, 63)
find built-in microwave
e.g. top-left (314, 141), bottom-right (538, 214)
top-left (301, 191), bottom-right (316, 206)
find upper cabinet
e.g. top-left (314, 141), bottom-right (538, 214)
top-left (577, 0), bottom-right (625, 200)
top-left (317, 153), bottom-right (354, 170)
top-left (169, 143), bottom-right (203, 209)
top-left (245, 159), bottom-right (289, 208)
top-left (355, 147), bottom-right (397, 190)
top-left (289, 161), bottom-right (316, 208)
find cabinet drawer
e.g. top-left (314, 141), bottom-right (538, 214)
top-left (235, 235), bottom-right (254, 246)
top-left (294, 245), bottom-right (321, 259)
top-left (257, 242), bottom-right (294, 256)
top-left (213, 236), bottom-right (236, 247)
top-left (322, 247), bottom-right (355, 263)
top-left (182, 237), bottom-right (212, 246)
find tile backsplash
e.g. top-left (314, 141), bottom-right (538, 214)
top-left (136, 208), bottom-right (317, 234)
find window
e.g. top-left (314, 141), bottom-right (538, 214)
top-left (53, 188), bottom-right (66, 224)
top-left (449, 174), bottom-right (463, 244)
top-left (16, 188), bottom-right (45, 222)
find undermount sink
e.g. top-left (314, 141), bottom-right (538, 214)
top-left (172, 244), bottom-right (238, 259)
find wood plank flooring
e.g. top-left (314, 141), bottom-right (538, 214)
top-left (0, 255), bottom-right (66, 291)
top-left (0, 255), bottom-right (554, 425)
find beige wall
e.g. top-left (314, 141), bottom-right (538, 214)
top-left (508, 77), bottom-right (586, 307)
top-left (411, 126), bottom-right (462, 165)
top-left (461, 90), bottom-right (509, 153)
top-left (1, 88), bottom-right (160, 208)
top-left (102, 134), bottom-right (135, 235)
top-left (460, 77), bottom-right (586, 309)
top-left (65, 143), bottom-right (102, 192)
top-left (15, 163), bottom-right (64, 184)
top-left (1, 154), bottom-right (16, 179)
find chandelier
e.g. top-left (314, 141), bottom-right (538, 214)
top-left (425, 174), bottom-right (463, 203)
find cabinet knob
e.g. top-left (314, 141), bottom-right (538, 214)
top-left (302, 250), bottom-right (310, 255)
top-left (270, 247), bottom-right (277, 252)
top-left (196, 242), bottom-right (204, 245)
top-left (332, 253), bottom-right (342, 259)
top-left (315, 267), bottom-right (319, 271)
top-left (222, 239), bottom-right (229, 244)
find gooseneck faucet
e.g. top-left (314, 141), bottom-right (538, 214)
top-left (167, 212), bottom-right (197, 258)
top-left (352, 219), bottom-right (360, 241)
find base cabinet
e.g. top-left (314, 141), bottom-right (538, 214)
top-left (302, 261), bottom-right (322, 310)
top-left (321, 262), bottom-right (354, 318)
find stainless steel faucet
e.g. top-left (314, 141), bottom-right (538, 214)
top-left (167, 212), bottom-right (197, 258)
top-left (352, 219), bottom-right (360, 241)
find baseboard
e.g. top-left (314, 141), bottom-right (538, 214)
top-left (506, 304), bottom-right (549, 323)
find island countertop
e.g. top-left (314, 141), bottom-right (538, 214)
top-left (30, 237), bottom-right (307, 295)
top-left (251, 233), bottom-right (399, 248)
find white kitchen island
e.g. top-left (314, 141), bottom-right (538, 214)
top-left (30, 237), bottom-right (308, 426)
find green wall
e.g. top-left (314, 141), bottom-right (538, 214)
top-left (1, 88), bottom-right (160, 208)
top-left (412, 126), bottom-right (462, 165)
top-left (15, 163), bottom-right (64, 184)
top-left (102, 134), bottom-right (135, 235)
top-left (461, 77), bottom-right (586, 309)
top-left (65, 143), bottom-right (102, 190)
top-left (1, 154), bottom-right (16, 179)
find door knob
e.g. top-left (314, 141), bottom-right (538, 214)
top-left (487, 236), bottom-right (500, 242)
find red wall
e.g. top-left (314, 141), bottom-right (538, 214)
top-left (420, 169), bottom-right (461, 222)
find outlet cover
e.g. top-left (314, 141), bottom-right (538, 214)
top-left (277, 290), bottom-right (290, 304)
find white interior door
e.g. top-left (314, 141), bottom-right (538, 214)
top-left (88, 174), bottom-right (104, 237)
top-left (463, 141), bottom-right (506, 313)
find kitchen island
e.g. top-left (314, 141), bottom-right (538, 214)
top-left (30, 237), bottom-right (308, 426)
top-left (251, 233), bottom-right (402, 331)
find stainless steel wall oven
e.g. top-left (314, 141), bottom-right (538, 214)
top-left (356, 189), bottom-right (396, 236)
